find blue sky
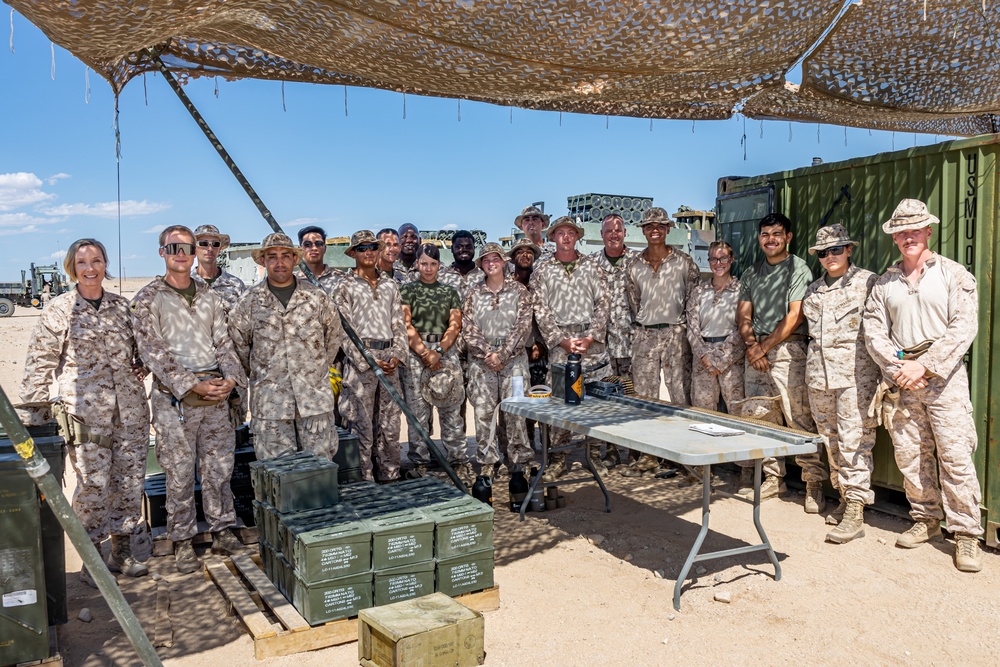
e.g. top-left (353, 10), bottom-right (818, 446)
top-left (1, 13), bottom-right (948, 281)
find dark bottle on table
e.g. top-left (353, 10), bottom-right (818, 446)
top-left (564, 353), bottom-right (583, 405)
top-left (509, 466), bottom-right (529, 513)
top-left (472, 475), bottom-right (493, 507)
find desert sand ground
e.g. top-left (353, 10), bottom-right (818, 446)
top-left (1, 278), bottom-right (997, 667)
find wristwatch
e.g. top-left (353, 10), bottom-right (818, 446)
top-left (433, 344), bottom-right (443, 354)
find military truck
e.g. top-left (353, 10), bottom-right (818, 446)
top-left (0, 264), bottom-right (70, 317)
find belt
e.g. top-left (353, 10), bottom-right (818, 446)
top-left (559, 322), bottom-right (591, 334)
top-left (756, 333), bottom-right (809, 343)
top-left (899, 348), bottom-right (929, 361)
top-left (638, 322), bottom-right (682, 330)
top-left (363, 338), bottom-right (392, 350)
top-left (702, 335), bottom-right (728, 343)
top-left (421, 333), bottom-right (445, 343)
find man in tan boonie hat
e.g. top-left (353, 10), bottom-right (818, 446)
top-left (508, 237), bottom-right (541, 261)
top-left (514, 205), bottom-right (550, 229)
top-left (639, 207), bottom-right (675, 227)
top-left (420, 361), bottom-right (466, 410)
top-left (881, 198), bottom-right (940, 234)
top-left (345, 229), bottom-right (385, 257)
top-left (192, 224), bottom-right (245, 312)
top-left (543, 215), bottom-right (584, 241)
top-left (252, 233), bottom-right (301, 265)
top-left (808, 223), bottom-right (860, 255)
top-left (475, 242), bottom-right (508, 269)
top-left (194, 224), bottom-right (231, 250)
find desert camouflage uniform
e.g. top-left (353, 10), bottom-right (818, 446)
top-left (626, 248), bottom-right (699, 403)
top-left (20, 290), bottom-right (150, 544)
top-left (192, 267), bottom-right (246, 311)
top-left (131, 277), bottom-right (246, 542)
top-left (294, 264), bottom-right (344, 296)
top-left (463, 278), bottom-right (534, 467)
top-left (531, 253), bottom-right (610, 451)
top-left (863, 254), bottom-right (982, 535)
top-left (336, 269), bottom-right (408, 481)
top-left (392, 259), bottom-right (420, 285)
top-left (381, 265), bottom-right (407, 283)
top-left (803, 264), bottom-right (879, 504)
top-left (229, 280), bottom-right (343, 460)
top-left (438, 263), bottom-right (485, 418)
top-left (686, 278), bottom-right (745, 412)
top-left (592, 248), bottom-right (639, 377)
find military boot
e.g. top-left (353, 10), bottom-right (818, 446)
top-left (107, 534), bottom-right (148, 578)
top-left (954, 534), bottom-right (983, 573)
top-left (736, 466), bottom-right (755, 496)
top-left (826, 500), bottom-right (865, 544)
top-left (804, 482), bottom-right (827, 514)
top-left (540, 453), bottom-right (567, 483)
top-left (620, 453), bottom-right (659, 478)
top-left (895, 519), bottom-right (942, 548)
top-left (758, 475), bottom-right (788, 501)
top-left (80, 565), bottom-right (98, 589)
top-left (826, 497), bottom-right (847, 526)
top-left (586, 444), bottom-right (605, 475)
top-left (212, 529), bottom-right (247, 556)
top-left (601, 446), bottom-right (622, 470)
top-left (175, 538), bottom-right (200, 574)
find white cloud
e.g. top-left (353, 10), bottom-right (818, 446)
top-left (40, 199), bottom-right (171, 218)
top-left (46, 173), bottom-right (71, 186)
top-left (441, 223), bottom-right (459, 230)
top-left (0, 211), bottom-right (60, 227)
top-left (284, 217), bottom-right (321, 227)
top-left (0, 172), bottom-right (55, 211)
top-left (142, 225), bottom-right (167, 234)
top-left (0, 224), bottom-right (41, 236)
top-left (48, 249), bottom-right (68, 261)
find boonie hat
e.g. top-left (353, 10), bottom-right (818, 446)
top-left (252, 233), bottom-right (301, 265)
top-left (508, 238), bottom-right (541, 260)
top-left (193, 224), bottom-right (231, 249)
top-left (882, 199), bottom-right (940, 235)
top-left (543, 216), bottom-right (584, 241)
top-left (639, 207), bottom-right (674, 227)
top-left (514, 205), bottom-right (550, 229)
top-left (808, 223), bottom-right (860, 255)
top-left (730, 395), bottom-right (784, 427)
top-left (345, 230), bottom-right (385, 257)
top-left (421, 360), bottom-right (466, 409)
top-left (475, 242), bottom-right (508, 269)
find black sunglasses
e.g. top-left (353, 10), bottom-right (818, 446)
top-left (197, 240), bottom-right (222, 248)
top-left (301, 240), bottom-right (326, 249)
top-left (354, 243), bottom-right (380, 253)
top-left (161, 243), bottom-right (195, 256)
top-left (816, 245), bottom-right (846, 259)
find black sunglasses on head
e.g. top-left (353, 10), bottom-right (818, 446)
top-left (161, 243), bottom-right (195, 255)
top-left (197, 240), bottom-right (222, 248)
top-left (816, 245), bottom-right (846, 259)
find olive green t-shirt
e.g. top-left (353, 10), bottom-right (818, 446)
top-left (167, 280), bottom-right (197, 307)
top-left (400, 281), bottom-right (461, 335)
top-left (738, 254), bottom-right (813, 337)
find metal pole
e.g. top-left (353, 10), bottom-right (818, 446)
top-left (146, 53), bottom-right (465, 491)
top-left (0, 389), bottom-right (163, 667)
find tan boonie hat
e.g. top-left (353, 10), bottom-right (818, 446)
top-left (543, 215), bottom-right (584, 241)
top-left (345, 230), bottom-right (385, 257)
top-left (252, 233), bottom-right (301, 265)
top-left (514, 205), bottom-right (550, 229)
top-left (882, 199), bottom-right (940, 234)
top-left (808, 223), bottom-right (860, 255)
top-left (730, 395), bottom-right (785, 427)
top-left (639, 207), bottom-right (674, 227)
top-left (508, 238), bottom-right (541, 260)
top-left (421, 360), bottom-right (466, 409)
top-left (475, 242), bottom-right (508, 269)
top-left (193, 224), bottom-right (231, 250)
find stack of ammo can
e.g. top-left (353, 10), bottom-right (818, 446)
top-left (251, 463), bottom-right (495, 626)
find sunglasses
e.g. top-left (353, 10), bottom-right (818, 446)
top-left (197, 240), bottom-right (222, 248)
top-left (816, 245), bottom-right (846, 259)
top-left (301, 241), bottom-right (326, 249)
top-left (161, 243), bottom-right (195, 256)
top-left (354, 243), bottom-right (380, 253)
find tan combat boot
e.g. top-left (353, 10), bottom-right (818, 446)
top-left (954, 534), bottom-right (982, 573)
top-left (586, 444), bottom-right (605, 476)
top-left (601, 446), bottom-right (621, 470)
top-left (826, 500), bottom-right (865, 543)
top-left (540, 453), bottom-right (568, 483)
top-left (804, 482), bottom-right (827, 514)
top-left (736, 466), bottom-right (755, 496)
top-left (211, 529), bottom-right (246, 556)
top-left (895, 519), bottom-right (943, 548)
top-left (620, 453), bottom-right (660, 478)
top-left (758, 475), bottom-right (788, 501)
top-left (826, 497), bottom-right (847, 526)
top-left (107, 534), bottom-right (149, 578)
top-left (175, 538), bottom-right (201, 574)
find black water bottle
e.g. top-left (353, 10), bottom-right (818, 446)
top-left (472, 475), bottom-right (493, 507)
top-left (564, 353), bottom-right (583, 405)
top-left (509, 466), bottom-right (529, 513)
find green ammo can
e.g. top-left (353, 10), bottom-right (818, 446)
top-left (427, 498), bottom-right (494, 560)
top-left (269, 460), bottom-right (340, 513)
top-left (291, 571), bottom-right (373, 625)
top-left (289, 519), bottom-right (373, 583)
top-left (369, 510), bottom-right (435, 570)
top-left (435, 548), bottom-right (495, 598)
top-left (373, 560), bottom-right (436, 606)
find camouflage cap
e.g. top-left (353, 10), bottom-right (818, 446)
top-left (420, 359), bottom-right (466, 409)
top-left (475, 241), bottom-right (508, 269)
top-left (730, 395), bottom-right (784, 426)
top-left (514, 205), bottom-right (550, 229)
top-left (345, 229), bottom-right (385, 257)
top-left (251, 233), bottom-right (302, 265)
top-left (508, 237), bottom-right (541, 261)
top-left (882, 199), bottom-right (940, 235)
top-left (808, 223), bottom-right (860, 255)
top-left (543, 215), bottom-right (584, 241)
top-left (639, 207), bottom-right (674, 227)
top-left (193, 224), bottom-right (231, 250)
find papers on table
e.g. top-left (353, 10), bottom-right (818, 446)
top-left (688, 422), bottom-right (745, 437)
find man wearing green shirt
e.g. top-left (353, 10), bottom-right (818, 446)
top-left (736, 213), bottom-right (826, 506)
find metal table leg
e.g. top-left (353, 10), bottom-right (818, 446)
top-left (673, 463), bottom-right (714, 610)
top-left (752, 459), bottom-right (782, 580)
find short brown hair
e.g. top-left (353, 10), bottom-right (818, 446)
top-left (709, 240), bottom-right (735, 258)
top-left (64, 238), bottom-right (113, 281)
top-left (158, 225), bottom-right (195, 247)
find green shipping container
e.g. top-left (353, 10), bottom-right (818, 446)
top-left (291, 571), bottom-right (373, 626)
top-left (373, 560), bottom-right (436, 606)
top-left (716, 134), bottom-right (1000, 546)
top-left (435, 548), bottom-right (495, 598)
top-left (369, 510), bottom-right (435, 571)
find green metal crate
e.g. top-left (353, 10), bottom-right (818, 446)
top-left (435, 549), bottom-right (495, 598)
top-left (291, 571), bottom-right (373, 626)
top-left (289, 518), bottom-right (373, 583)
top-left (369, 510), bottom-right (435, 570)
top-left (373, 560), bottom-right (436, 606)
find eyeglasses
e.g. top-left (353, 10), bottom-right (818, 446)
top-left (708, 256), bottom-right (732, 265)
top-left (161, 243), bottom-right (195, 256)
top-left (301, 241), bottom-right (326, 249)
top-left (197, 240), bottom-right (222, 248)
top-left (354, 243), bottom-right (380, 253)
top-left (816, 245), bottom-right (846, 259)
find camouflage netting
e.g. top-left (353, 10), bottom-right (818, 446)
top-left (8, 0), bottom-right (1000, 135)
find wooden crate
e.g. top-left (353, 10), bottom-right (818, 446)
top-left (207, 555), bottom-right (499, 660)
top-left (152, 519), bottom-right (257, 557)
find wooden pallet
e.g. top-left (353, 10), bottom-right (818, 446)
top-left (151, 519), bottom-right (257, 557)
top-left (207, 554), bottom-right (500, 660)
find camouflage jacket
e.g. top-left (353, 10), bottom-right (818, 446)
top-left (191, 266), bottom-right (246, 311)
top-left (530, 253), bottom-right (610, 351)
top-left (438, 264), bottom-right (485, 304)
top-left (130, 276), bottom-right (245, 399)
top-left (294, 264), bottom-right (344, 296)
top-left (379, 264), bottom-right (407, 284)
top-left (336, 269), bottom-right (408, 369)
top-left (21, 290), bottom-right (149, 435)
top-left (626, 248), bottom-right (701, 326)
top-left (863, 253), bottom-right (978, 381)
top-left (591, 247), bottom-right (639, 359)
top-left (686, 278), bottom-right (745, 373)
top-left (462, 278), bottom-right (533, 367)
top-left (803, 264), bottom-right (879, 390)
top-left (229, 280), bottom-right (343, 420)
top-left (392, 259), bottom-right (420, 285)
